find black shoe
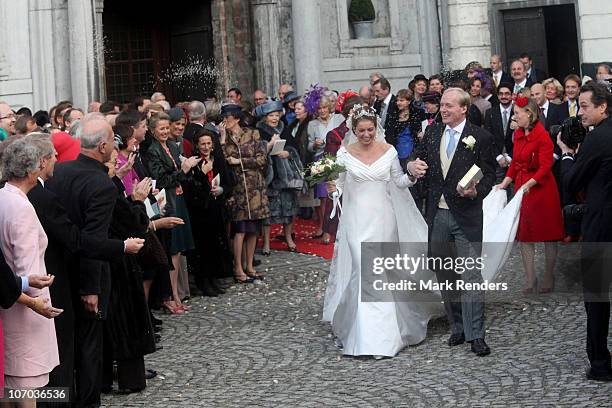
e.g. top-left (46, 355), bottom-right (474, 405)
top-left (585, 368), bottom-right (612, 382)
top-left (150, 314), bottom-right (163, 326)
top-left (470, 338), bottom-right (491, 356)
top-left (116, 387), bottom-right (144, 395)
top-left (145, 369), bottom-right (157, 380)
top-left (447, 333), bottom-right (465, 346)
top-left (201, 286), bottom-right (219, 297)
top-left (253, 259), bottom-right (262, 267)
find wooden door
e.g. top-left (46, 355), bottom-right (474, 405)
top-left (502, 7), bottom-right (548, 75)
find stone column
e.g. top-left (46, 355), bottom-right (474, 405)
top-left (417, 0), bottom-right (441, 75)
top-left (51, 0), bottom-right (72, 103)
top-left (291, 0), bottom-right (322, 94)
top-left (67, 0), bottom-right (97, 109)
top-left (92, 0), bottom-right (106, 102)
top-left (446, 0), bottom-right (491, 70)
top-left (251, 0), bottom-right (283, 96)
top-left (29, 0), bottom-right (58, 110)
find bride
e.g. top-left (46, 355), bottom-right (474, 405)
top-left (322, 105), bottom-right (442, 358)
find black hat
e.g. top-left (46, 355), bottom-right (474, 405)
top-left (220, 103), bottom-right (243, 117)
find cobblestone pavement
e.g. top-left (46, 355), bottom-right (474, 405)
top-left (103, 246), bottom-right (611, 407)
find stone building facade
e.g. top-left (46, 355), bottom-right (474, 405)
top-left (0, 0), bottom-right (610, 111)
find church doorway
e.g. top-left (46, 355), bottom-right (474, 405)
top-left (102, 0), bottom-right (215, 104)
top-left (501, 3), bottom-right (580, 79)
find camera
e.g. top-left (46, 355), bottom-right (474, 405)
top-left (550, 116), bottom-right (587, 150)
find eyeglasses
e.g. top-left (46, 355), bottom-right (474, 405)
top-left (0, 113), bottom-right (15, 120)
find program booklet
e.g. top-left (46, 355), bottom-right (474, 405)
top-left (270, 139), bottom-right (286, 155)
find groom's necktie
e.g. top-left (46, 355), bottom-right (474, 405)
top-left (446, 129), bottom-right (458, 158)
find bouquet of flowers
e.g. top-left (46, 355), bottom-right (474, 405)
top-left (303, 154), bottom-right (346, 188)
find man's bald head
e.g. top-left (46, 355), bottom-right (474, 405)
top-left (78, 113), bottom-right (114, 162)
top-left (530, 83), bottom-right (546, 106)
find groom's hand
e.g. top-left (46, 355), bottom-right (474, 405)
top-left (407, 158), bottom-right (428, 179)
top-left (457, 180), bottom-right (478, 199)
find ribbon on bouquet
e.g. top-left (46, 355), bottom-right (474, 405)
top-left (329, 191), bottom-right (342, 219)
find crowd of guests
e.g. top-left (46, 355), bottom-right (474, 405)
top-left (0, 52), bottom-right (611, 407)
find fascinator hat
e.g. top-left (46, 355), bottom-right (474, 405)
top-left (303, 83), bottom-right (329, 116)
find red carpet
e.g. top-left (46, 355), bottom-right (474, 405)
top-left (259, 218), bottom-right (335, 259)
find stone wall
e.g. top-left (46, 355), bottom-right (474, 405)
top-left (446, 0), bottom-right (492, 70)
top-left (211, 0), bottom-right (257, 99)
top-left (577, 0), bottom-right (612, 63)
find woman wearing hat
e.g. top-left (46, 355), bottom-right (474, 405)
top-left (221, 104), bottom-right (270, 282)
top-left (256, 101), bottom-right (301, 253)
top-left (168, 107), bottom-right (187, 156)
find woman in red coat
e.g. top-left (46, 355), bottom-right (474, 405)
top-left (497, 96), bottom-right (564, 294)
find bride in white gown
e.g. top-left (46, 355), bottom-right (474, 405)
top-left (322, 105), bottom-right (442, 357)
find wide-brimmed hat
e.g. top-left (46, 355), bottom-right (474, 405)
top-left (220, 103), bottom-right (243, 117)
top-left (254, 100), bottom-right (283, 118)
top-left (283, 91), bottom-right (299, 105)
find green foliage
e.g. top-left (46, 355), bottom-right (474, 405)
top-left (348, 0), bottom-right (376, 22)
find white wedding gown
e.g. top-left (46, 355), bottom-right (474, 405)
top-left (323, 146), bottom-right (443, 357)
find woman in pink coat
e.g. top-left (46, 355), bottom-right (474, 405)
top-left (0, 137), bottom-right (60, 392)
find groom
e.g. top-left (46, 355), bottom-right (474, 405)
top-left (407, 88), bottom-right (496, 356)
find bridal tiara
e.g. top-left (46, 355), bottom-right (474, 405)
top-left (349, 104), bottom-right (377, 121)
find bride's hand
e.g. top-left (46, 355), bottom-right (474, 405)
top-left (326, 181), bottom-right (337, 194)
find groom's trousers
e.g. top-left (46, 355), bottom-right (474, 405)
top-left (430, 209), bottom-right (485, 341)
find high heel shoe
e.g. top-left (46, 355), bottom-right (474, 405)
top-left (234, 272), bottom-right (254, 283)
top-left (261, 249), bottom-right (271, 256)
top-left (245, 269), bottom-right (265, 280)
top-left (162, 302), bottom-right (184, 315)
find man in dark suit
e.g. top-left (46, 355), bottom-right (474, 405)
top-left (408, 88), bottom-right (496, 357)
top-left (372, 77), bottom-right (399, 146)
top-left (182, 100), bottom-right (207, 145)
top-left (510, 60), bottom-right (533, 94)
top-left (46, 114), bottom-right (119, 407)
top-left (559, 81), bottom-right (612, 382)
top-left (519, 53), bottom-right (547, 84)
top-left (484, 83), bottom-right (515, 183)
top-left (25, 132), bottom-right (144, 403)
top-left (489, 54), bottom-right (512, 89)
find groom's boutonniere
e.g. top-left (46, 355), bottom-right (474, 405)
top-left (462, 135), bottom-right (476, 151)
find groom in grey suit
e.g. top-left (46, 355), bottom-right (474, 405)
top-left (407, 88), bottom-right (496, 356)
